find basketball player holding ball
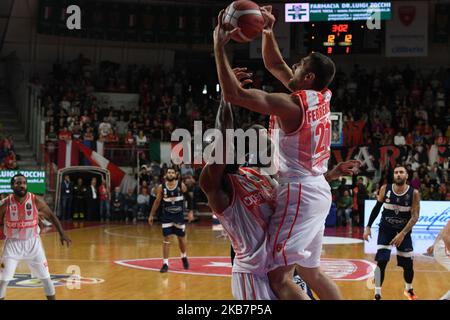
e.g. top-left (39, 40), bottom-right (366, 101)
top-left (201, 86), bottom-right (360, 299)
top-left (214, 2), bottom-right (342, 300)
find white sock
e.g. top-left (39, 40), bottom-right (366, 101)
top-left (375, 287), bottom-right (382, 295)
top-left (181, 252), bottom-right (187, 258)
top-left (163, 259), bottom-right (169, 265)
top-left (41, 278), bottom-right (56, 296)
top-left (405, 283), bottom-right (413, 291)
top-left (0, 280), bottom-right (9, 299)
top-left (440, 290), bottom-right (450, 300)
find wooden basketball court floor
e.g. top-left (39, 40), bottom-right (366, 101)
top-left (1, 220), bottom-right (448, 300)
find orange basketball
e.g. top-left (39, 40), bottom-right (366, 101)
top-left (222, 0), bottom-right (265, 43)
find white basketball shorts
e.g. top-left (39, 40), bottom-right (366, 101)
top-left (232, 272), bottom-right (277, 300)
top-left (0, 236), bottom-right (51, 281)
top-left (267, 175), bottom-right (331, 271)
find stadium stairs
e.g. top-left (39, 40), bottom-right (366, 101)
top-left (0, 95), bottom-right (39, 170)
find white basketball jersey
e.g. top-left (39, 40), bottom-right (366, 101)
top-left (214, 168), bottom-right (274, 275)
top-left (269, 88), bottom-right (332, 179)
top-left (4, 193), bottom-right (40, 240)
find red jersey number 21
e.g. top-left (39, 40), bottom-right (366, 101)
top-left (314, 121), bottom-right (331, 155)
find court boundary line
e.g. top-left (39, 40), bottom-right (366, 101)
top-left (103, 226), bottom-right (230, 244)
top-left (114, 256), bottom-right (384, 281)
top-left (40, 224), bottom-right (107, 236)
top-left (114, 256), bottom-right (232, 278)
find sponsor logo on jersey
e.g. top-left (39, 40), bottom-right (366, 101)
top-left (26, 203), bottom-right (32, 210)
top-left (115, 257), bottom-right (375, 281)
top-left (242, 190), bottom-right (265, 208)
top-left (385, 217), bottom-right (407, 225)
top-left (7, 274), bottom-right (104, 288)
top-left (165, 206), bottom-right (182, 214)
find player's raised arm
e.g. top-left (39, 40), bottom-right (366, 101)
top-left (35, 195), bottom-right (71, 247)
top-left (213, 10), bottom-right (301, 127)
top-left (199, 95), bottom-right (234, 214)
top-left (260, 6), bottom-right (294, 91)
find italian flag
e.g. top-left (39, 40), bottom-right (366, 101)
top-left (149, 141), bottom-right (178, 165)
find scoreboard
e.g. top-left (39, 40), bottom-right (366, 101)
top-left (307, 21), bottom-right (383, 55)
top-left (286, 2), bottom-right (390, 55)
top-left (322, 23), bottom-right (353, 55)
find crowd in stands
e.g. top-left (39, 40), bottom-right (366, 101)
top-left (329, 64), bottom-right (450, 226)
top-left (33, 55), bottom-right (450, 227)
top-left (36, 55), bottom-right (268, 153)
top-left (0, 135), bottom-right (18, 170)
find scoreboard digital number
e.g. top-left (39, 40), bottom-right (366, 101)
top-left (323, 23), bottom-right (353, 54)
top-left (307, 21), bottom-right (382, 55)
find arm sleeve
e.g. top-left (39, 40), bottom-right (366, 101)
top-left (367, 201), bottom-right (383, 228)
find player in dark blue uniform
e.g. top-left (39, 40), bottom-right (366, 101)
top-left (364, 165), bottom-right (420, 300)
top-left (148, 167), bottom-right (194, 273)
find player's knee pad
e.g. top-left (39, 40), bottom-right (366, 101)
top-left (375, 249), bottom-right (391, 263)
top-left (397, 255), bottom-right (413, 269)
top-left (0, 280), bottom-right (9, 298)
top-left (41, 278), bottom-right (56, 297)
top-left (163, 241), bottom-right (170, 244)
